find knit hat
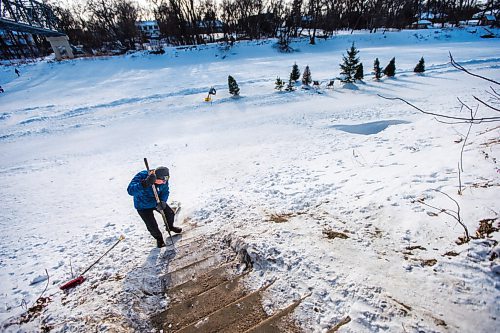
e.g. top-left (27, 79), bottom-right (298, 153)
top-left (155, 166), bottom-right (169, 180)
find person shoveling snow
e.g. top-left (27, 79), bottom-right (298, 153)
top-left (127, 162), bottom-right (182, 248)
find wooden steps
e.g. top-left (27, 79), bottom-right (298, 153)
top-left (151, 231), bottom-right (306, 332)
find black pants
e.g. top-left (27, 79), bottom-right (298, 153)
top-left (137, 205), bottom-right (175, 240)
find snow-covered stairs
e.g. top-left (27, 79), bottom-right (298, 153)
top-left (151, 232), bottom-right (304, 332)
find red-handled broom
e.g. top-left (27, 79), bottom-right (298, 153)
top-left (60, 235), bottom-right (125, 290)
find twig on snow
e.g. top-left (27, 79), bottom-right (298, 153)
top-left (32, 269), bottom-right (50, 308)
top-left (20, 299), bottom-right (28, 311)
top-left (416, 190), bottom-right (470, 243)
top-left (458, 104), bottom-right (478, 173)
top-left (458, 162), bottom-right (463, 195)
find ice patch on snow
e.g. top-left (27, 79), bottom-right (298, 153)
top-left (331, 120), bottom-right (410, 135)
top-left (29, 274), bottom-right (48, 285)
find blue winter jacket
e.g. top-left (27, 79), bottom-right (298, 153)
top-left (127, 170), bottom-right (169, 210)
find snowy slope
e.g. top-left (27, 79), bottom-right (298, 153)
top-left (0, 28), bottom-right (499, 332)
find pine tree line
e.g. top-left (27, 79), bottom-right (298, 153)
top-left (236, 51), bottom-right (425, 95)
top-left (272, 49), bottom-right (425, 94)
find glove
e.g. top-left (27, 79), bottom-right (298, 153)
top-left (141, 173), bottom-right (157, 188)
top-left (156, 201), bottom-right (167, 211)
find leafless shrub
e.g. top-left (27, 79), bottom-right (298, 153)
top-left (415, 190), bottom-right (470, 244)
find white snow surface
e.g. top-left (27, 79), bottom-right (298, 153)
top-left (1, 28), bottom-right (499, 332)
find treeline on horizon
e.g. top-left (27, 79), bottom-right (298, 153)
top-left (50, 0), bottom-right (496, 51)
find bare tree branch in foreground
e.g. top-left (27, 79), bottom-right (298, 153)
top-left (415, 190), bottom-right (470, 243)
top-left (379, 52), bottom-right (500, 123)
top-left (377, 95), bottom-right (500, 124)
top-left (449, 52), bottom-right (499, 86)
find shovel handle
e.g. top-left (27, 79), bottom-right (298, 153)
top-left (143, 158), bottom-right (175, 248)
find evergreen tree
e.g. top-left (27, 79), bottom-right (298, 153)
top-left (383, 57), bottom-right (396, 77)
top-left (228, 75), bottom-right (240, 96)
top-left (414, 57), bottom-right (425, 73)
top-left (285, 73), bottom-right (295, 92)
top-left (302, 65), bottom-right (312, 85)
top-left (275, 77), bottom-right (285, 91)
top-left (339, 42), bottom-right (360, 83)
top-left (354, 63), bottom-right (364, 81)
top-left (373, 58), bottom-right (382, 80)
top-left (291, 62), bottom-right (300, 82)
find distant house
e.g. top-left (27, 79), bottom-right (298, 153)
top-left (420, 12), bottom-right (447, 21)
top-left (416, 12), bottom-right (448, 26)
top-left (481, 14), bottom-right (498, 26)
top-left (472, 13), bottom-right (498, 26)
top-left (410, 20), bottom-right (433, 29)
top-left (196, 20), bottom-right (224, 34)
top-left (459, 19), bottom-right (480, 26)
top-left (136, 21), bottom-right (160, 39)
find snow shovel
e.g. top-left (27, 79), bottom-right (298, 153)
top-left (59, 235), bottom-right (125, 290)
top-left (144, 158), bottom-right (176, 249)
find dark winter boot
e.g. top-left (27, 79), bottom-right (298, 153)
top-left (156, 238), bottom-right (166, 248)
top-left (170, 226), bottom-right (182, 234)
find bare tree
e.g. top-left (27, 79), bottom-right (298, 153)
top-left (289, 0), bottom-right (304, 37)
top-left (115, 0), bottom-right (140, 49)
top-left (234, 0), bottom-right (265, 39)
top-left (323, 0), bottom-right (346, 34)
top-left (152, 0), bottom-right (196, 45)
top-left (86, 0), bottom-right (119, 45)
top-left (268, 0), bottom-right (288, 38)
top-left (305, 0), bottom-right (323, 44)
top-left (220, 0), bottom-right (279, 41)
top-left (51, 3), bottom-right (83, 44)
top-left (446, 0), bottom-right (480, 26)
top-left (277, 2), bottom-right (294, 51)
top-left (220, 0), bottom-right (239, 40)
top-left (85, 0), bottom-right (139, 50)
top-left (197, 0), bottom-right (220, 43)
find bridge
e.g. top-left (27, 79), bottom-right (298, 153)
top-left (0, 0), bottom-right (73, 59)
